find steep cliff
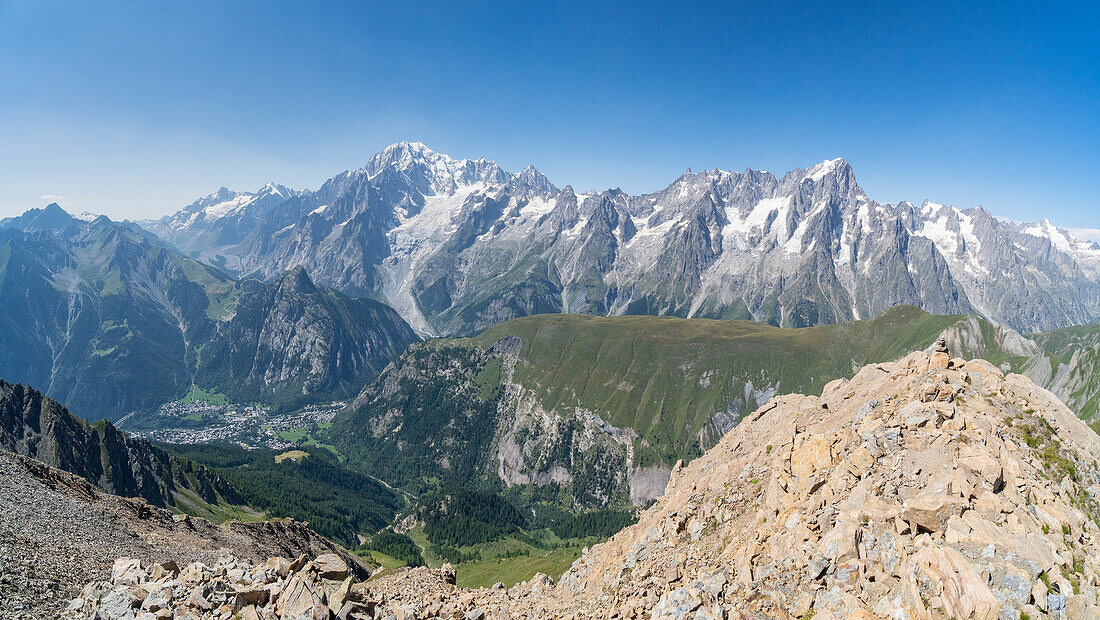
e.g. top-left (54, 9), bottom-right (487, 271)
top-left (0, 379), bottom-right (238, 512)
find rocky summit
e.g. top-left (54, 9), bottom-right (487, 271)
top-left (68, 344), bottom-right (1100, 619)
top-left (558, 343), bottom-right (1100, 618)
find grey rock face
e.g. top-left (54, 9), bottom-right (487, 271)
top-left (145, 144), bottom-right (1100, 335)
top-left (0, 379), bottom-right (237, 509)
top-left (330, 340), bottom-right (646, 509)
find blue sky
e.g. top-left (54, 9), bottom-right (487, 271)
top-left (1, 1), bottom-right (1097, 228)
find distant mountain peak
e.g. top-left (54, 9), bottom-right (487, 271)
top-left (514, 164), bottom-right (558, 196)
top-left (363, 141), bottom-right (511, 196)
top-left (370, 140), bottom-right (443, 168)
top-left (258, 181), bottom-right (291, 197)
top-left (0, 202), bottom-right (79, 233)
top-left (802, 157), bottom-right (850, 181)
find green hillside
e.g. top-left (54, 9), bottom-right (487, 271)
top-left (468, 305), bottom-right (965, 464)
top-left (165, 443), bottom-right (404, 546)
top-left (332, 305), bottom-right (976, 508)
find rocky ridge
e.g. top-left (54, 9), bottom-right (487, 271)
top-left (0, 378), bottom-right (238, 513)
top-left (73, 345), bottom-right (1100, 618)
top-left (557, 342), bottom-right (1100, 618)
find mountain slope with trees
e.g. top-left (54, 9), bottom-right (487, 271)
top-left (331, 306), bottom-right (1016, 509)
top-left (0, 207), bottom-right (417, 421)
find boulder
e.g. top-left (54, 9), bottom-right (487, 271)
top-left (313, 553), bottom-right (349, 580)
top-left (275, 570), bottom-right (328, 619)
top-left (111, 558), bottom-right (147, 586)
top-left (907, 547), bottom-right (1000, 620)
top-left (900, 493), bottom-right (965, 533)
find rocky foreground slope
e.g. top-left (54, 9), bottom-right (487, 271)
top-left (0, 450), bottom-right (366, 619)
top-left (558, 343), bottom-right (1100, 618)
top-left (71, 344), bottom-right (1100, 618)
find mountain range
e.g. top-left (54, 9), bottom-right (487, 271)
top-left (0, 205), bottom-right (417, 422)
top-left (144, 141), bottom-right (1100, 335)
top-left (7, 143), bottom-right (1099, 422)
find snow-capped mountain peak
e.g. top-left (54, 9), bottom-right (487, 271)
top-left (806, 157), bottom-right (846, 181)
top-left (1022, 217), bottom-right (1100, 259)
top-left (362, 141), bottom-right (514, 197)
top-left (73, 211), bottom-right (102, 222)
top-left (258, 181), bottom-right (290, 197)
top-left (145, 144), bottom-right (1100, 334)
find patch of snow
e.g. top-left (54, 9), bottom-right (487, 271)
top-left (1024, 219), bottom-right (1074, 254)
top-left (956, 211), bottom-right (980, 250)
top-left (625, 219), bottom-right (677, 251)
top-left (518, 196), bottom-right (556, 218)
top-left (203, 193), bottom-right (256, 220)
top-left (725, 196), bottom-right (789, 236)
top-left (1024, 220), bottom-right (1100, 264)
top-left (309, 204), bottom-right (329, 216)
top-left (916, 205), bottom-right (988, 277)
top-left (921, 201), bottom-right (945, 217)
top-left (836, 214), bottom-right (853, 267)
top-left (783, 199), bottom-right (830, 254)
top-left (784, 223), bottom-right (806, 253)
top-left (807, 158), bottom-right (842, 182)
top-left (918, 210), bottom-right (957, 255)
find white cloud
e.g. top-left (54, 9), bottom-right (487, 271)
top-left (1068, 228), bottom-right (1100, 244)
top-left (40, 194), bottom-right (70, 208)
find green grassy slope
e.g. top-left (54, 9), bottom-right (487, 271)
top-left (467, 305), bottom-right (965, 464)
top-left (332, 304), bottom-right (984, 511)
top-left (164, 443), bottom-right (404, 547)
